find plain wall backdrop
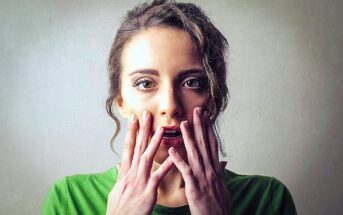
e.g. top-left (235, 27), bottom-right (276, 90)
top-left (1, 0), bottom-right (342, 214)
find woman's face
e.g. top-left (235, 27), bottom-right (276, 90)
top-left (116, 27), bottom-right (209, 162)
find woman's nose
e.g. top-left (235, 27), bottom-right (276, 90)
top-left (158, 86), bottom-right (183, 118)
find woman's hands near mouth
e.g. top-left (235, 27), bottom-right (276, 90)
top-left (106, 108), bottom-right (230, 215)
top-left (168, 107), bottom-right (231, 215)
top-left (106, 111), bottom-right (174, 215)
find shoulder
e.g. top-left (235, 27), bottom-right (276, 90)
top-left (223, 169), bottom-right (284, 191)
top-left (41, 166), bottom-right (118, 215)
top-left (64, 166), bottom-right (118, 188)
top-left (223, 169), bottom-right (297, 214)
top-left (49, 166), bottom-right (117, 193)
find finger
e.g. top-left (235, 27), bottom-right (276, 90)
top-left (147, 156), bottom-right (174, 191)
top-left (193, 107), bottom-right (212, 172)
top-left (120, 114), bottom-right (138, 176)
top-left (206, 112), bottom-right (221, 175)
top-left (180, 120), bottom-right (204, 176)
top-left (131, 111), bottom-right (151, 171)
top-left (137, 126), bottom-right (164, 182)
top-left (168, 147), bottom-right (197, 189)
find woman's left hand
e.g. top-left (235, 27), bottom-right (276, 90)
top-left (168, 107), bottom-right (230, 215)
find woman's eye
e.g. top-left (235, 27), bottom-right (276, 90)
top-left (132, 79), bottom-right (156, 90)
top-left (183, 78), bottom-right (204, 89)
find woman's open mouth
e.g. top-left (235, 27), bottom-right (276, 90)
top-left (161, 127), bottom-right (183, 146)
top-left (163, 130), bottom-right (182, 139)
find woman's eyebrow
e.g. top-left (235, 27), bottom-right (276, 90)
top-left (178, 68), bottom-right (205, 77)
top-left (128, 68), bottom-right (205, 77)
top-left (129, 69), bottom-right (159, 77)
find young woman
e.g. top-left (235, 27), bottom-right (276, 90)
top-left (42, 0), bottom-right (297, 214)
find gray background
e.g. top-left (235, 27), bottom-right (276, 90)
top-left (1, 0), bottom-right (342, 214)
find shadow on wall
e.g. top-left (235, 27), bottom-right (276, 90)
top-left (280, 1), bottom-right (343, 214)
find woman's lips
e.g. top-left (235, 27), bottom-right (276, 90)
top-left (162, 135), bottom-right (183, 147)
top-left (160, 126), bottom-right (184, 147)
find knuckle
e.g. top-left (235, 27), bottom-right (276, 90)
top-left (201, 178), bottom-right (218, 194)
top-left (127, 169), bottom-right (136, 180)
top-left (184, 166), bottom-right (193, 176)
top-left (120, 174), bottom-right (132, 187)
top-left (207, 170), bottom-right (218, 182)
top-left (123, 175), bottom-right (131, 184)
top-left (191, 149), bottom-right (200, 159)
top-left (141, 191), bottom-right (153, 204)
top-left (198, 138), bottom-right (205, 146)
top-left (139, 154), bottom-right (149, 164)
top-left (140, 122), bottom-right (147, 131)
top-left (188, 187), bottom-right (201, 200)
top-left (199, 181), bottom-right (210, 192)
top-left (149, 174), bottom-right (159, 186)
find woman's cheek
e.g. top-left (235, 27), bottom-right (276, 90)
top-left (182, 91), bottom-right (209, 113)
top-left (125, 96), bottom-right (154, 121)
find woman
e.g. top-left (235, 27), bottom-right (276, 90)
top-left (42, 0), bottom-right (297, 214)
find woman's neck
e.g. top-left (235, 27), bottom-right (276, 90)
top-left (152, 161), bottom-right (188, 207)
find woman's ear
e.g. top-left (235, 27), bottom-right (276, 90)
top-left (115, 96), bottom-right (127, 119)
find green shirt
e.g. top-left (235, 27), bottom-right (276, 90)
top-left (42, 166), bottom-right (297, 214)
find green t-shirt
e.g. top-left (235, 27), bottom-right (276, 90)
top-left (41, 166), bottom-right (297, 214)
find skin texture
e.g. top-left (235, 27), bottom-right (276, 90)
top-left (106, 27), bottom-right (230, 215)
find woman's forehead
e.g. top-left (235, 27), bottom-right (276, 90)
top-left (120, 27), bottom-right (202, 76)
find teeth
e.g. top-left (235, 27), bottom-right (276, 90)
top-left (165, 130), bottom-right (177, 134)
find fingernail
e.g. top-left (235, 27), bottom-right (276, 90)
top-left (129, 114), bottom-right (136, 123)
top-left (156, 125), bottom-right (161, 133)
top-left (183, 120), bottom-right (188, 128)
top-left (169, 147), bottom-right (176, 154)
top-left (142, 110), bottom-right (148, 120)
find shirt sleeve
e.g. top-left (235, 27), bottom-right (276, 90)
top-left (41, 177), bottom-right (68, 215)
top-left (271, 177), bottom-right (298, 215)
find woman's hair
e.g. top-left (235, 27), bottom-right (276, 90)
top-left (106, 0), bottom-right (229, 154)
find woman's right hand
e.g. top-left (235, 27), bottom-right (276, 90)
top-left (106, 111), bottom-right (174, 215)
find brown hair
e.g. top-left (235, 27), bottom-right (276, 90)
top-left (106, 0), bottom-right (229, 154)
